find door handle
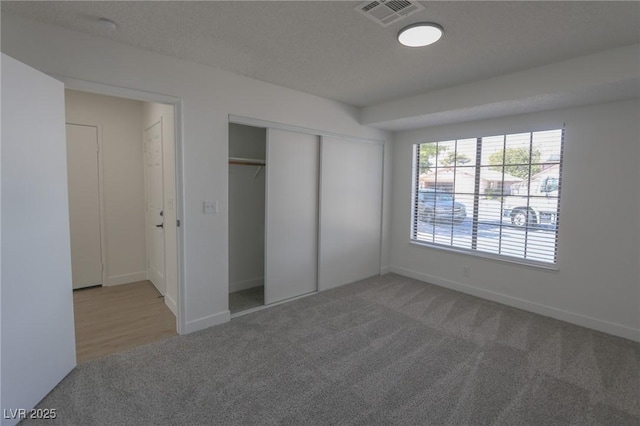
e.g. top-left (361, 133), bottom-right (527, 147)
top-left (156, 223), bottom-right (164, 229)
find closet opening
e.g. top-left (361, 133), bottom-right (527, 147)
top-left (228, 115), bottom-right (382, 316)
top-left (228, 123), bottom-right (266, 314)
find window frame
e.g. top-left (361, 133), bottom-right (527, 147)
top-left (409, 128), bottom-right (565, 270)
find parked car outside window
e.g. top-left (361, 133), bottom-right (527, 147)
top-left (417, 189), bottom-right (466, 224)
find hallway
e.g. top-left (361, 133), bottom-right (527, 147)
top-left (73, 281), bottom-right (176, 363)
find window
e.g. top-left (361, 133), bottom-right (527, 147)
top-left (411, 128), bottom-right (564, 266)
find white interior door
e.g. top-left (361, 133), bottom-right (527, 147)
top-left (66, 124), bottom-right (103, 289)
top-left (144, 120), bottom-right (166, 295)
top-left (319, 137), bottom-right (384, 290)
top-left (265, 128), bottom-right (319, 304)
top-left (1, 53), bottom-right (76, 426)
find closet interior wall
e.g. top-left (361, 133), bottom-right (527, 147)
top-left (228, 124), bottom-right (266, 295)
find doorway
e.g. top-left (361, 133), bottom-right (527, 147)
top-left (65, 88), bottom-right (181, 360)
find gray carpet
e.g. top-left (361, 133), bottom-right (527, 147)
top-left (24, 274), bottom-right (640, 425)
top-left (229, 285), bottom-right (264, 314)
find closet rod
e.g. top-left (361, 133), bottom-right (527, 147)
top-left (229, 157), bottom-right (266, 166)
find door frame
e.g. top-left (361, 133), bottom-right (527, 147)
top-left (58, 76), bottom-right (186, 335)
top-left (66, 122), bottom-right (107, 288)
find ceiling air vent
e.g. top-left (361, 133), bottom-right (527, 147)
top-left (356, 0), bottom-right (425, 27)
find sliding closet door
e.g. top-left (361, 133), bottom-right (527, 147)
top-left (319, 136), bottom-right (384, 291)
top-left (265, 128), bottom-right (319, 304)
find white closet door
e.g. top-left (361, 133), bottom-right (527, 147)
top-left (319, 136), bottom-right (383, 291)
top-left (265, 128), bottom-right (319, 304)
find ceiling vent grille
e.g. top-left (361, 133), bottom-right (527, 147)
top-left (356, 0), bottom-right (425, 27)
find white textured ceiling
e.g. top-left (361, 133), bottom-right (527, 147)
top-left (2, 1), bottom-right (639, 108)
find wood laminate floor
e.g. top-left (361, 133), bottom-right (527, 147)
top-left (73, 280), bottom-right (177, 363)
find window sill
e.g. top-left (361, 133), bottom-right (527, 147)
top-left (409, 239), bottom-right (560, 272)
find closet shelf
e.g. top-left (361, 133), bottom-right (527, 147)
top-left (229, 157), bottom-right (266, 166)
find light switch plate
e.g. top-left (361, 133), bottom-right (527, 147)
top-left (203, 201), bottom-right (217, 214)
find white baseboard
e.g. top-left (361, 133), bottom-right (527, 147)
top-left (165, 293), bottom-right (178, 317)
top-left (229, 277), bottom-right (263, 293)
top-left (319, 273), bottom-right (384, 292)
top-left (380, 265), bottom-right (391, 275)
top-left (183, 310), bottom-right (230, 334)
top-left (389, 266), bottom-right (640, 343)
top-left (105, 271), bottom-right (147, 286)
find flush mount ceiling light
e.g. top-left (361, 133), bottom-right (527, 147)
top-left (398, 22), bottom-right (443, 47)
top-left (97, 17), bottom-right (117, 31)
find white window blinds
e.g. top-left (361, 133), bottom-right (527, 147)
top-left (411, 128), bottom-right (564, 266)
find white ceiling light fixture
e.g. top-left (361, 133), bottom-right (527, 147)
top-left (97, 17), bottom-right (117, 31)
top-left (398, 22), bottom-right (443, 47)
